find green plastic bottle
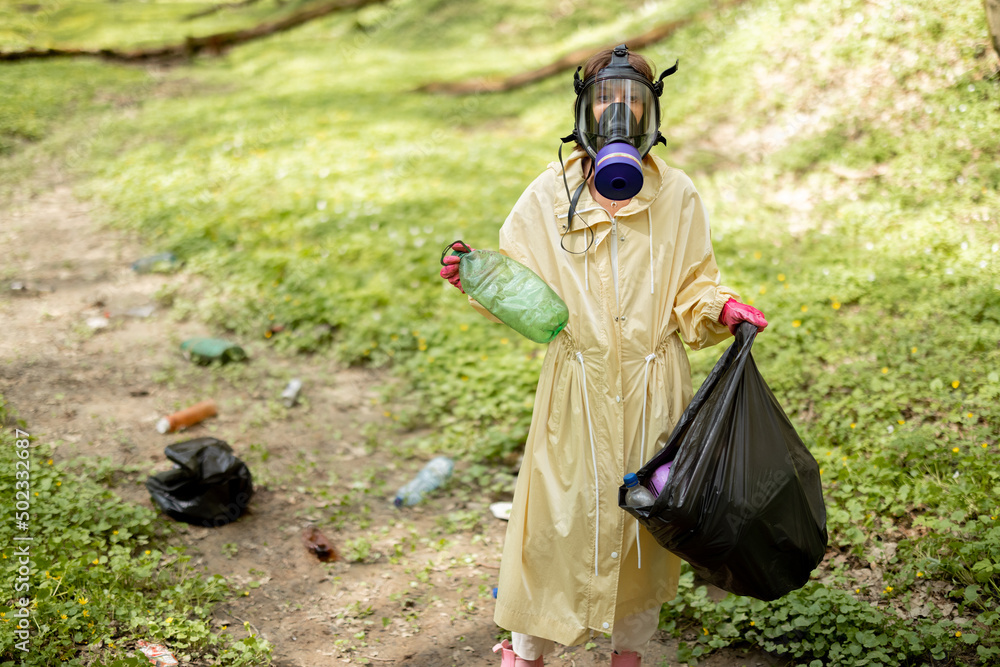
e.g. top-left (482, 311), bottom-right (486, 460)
top-left (180, 338), bottom-right (248, 365)
top-left (442, 241), bottom-right (569, 344)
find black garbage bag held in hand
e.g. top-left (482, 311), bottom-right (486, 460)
top-left (146, 437), bottom-right (254, 527)
top-left (619, 323), bottom-right (828, 601)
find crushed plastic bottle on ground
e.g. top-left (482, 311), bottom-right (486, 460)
top-left (394, 456), bottom-right (454, 507)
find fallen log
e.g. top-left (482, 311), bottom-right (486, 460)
top-left (417, 0), bottom-right (749, 95)
top-left (0, 0), bottom-right (387, 64)
top-left (183, 0), bottom-right (264, 22)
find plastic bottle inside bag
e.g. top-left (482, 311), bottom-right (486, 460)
top-left (623, 473), bottom-right (656, 508)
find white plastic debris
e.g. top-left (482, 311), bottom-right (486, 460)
top-left (490, 502), bottom-right (513, 521)
top-left (125, 305), bottom-right (156, 318)
top-left (136, 640), bottom-right (179, 666)
top-left (282, 379), bottom-right (303, 407)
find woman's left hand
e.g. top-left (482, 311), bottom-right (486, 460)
top-left (719, 298), bottom-right (768, 334)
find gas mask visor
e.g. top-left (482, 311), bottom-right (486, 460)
top-left (576, 77), bottom-right (659, 200)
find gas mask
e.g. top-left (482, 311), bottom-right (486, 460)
top-left (565, 44), bottom-right (677, 201)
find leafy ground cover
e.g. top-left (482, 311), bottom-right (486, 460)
top-left (0, 399), bottom-right (272, 666)
top-left (1, 0), bottom-right (999, 664)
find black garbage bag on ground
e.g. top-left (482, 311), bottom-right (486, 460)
top-left (619, 323), bottom-right (828, 600)
top-left (146, 437), bottom-right (254, 526)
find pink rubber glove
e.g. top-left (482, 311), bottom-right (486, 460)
top-left (439, 242), bottom-right (472, 294)
top-left (719, 298), bottom-right (768, 334)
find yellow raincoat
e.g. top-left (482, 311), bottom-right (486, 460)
top-left (472, 148), bottom-right (738, 646)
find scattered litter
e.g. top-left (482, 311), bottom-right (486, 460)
top-left (136, 639), bottom-right (179, 666)
top-left (282, 378), bottom-right (303, 407)
top-left (489, 502), bottom-right (512, 521)
top-left (9, 281), bottom-right (54, 295)
top-left (85, 316), bottom-right (110, 330)
top-left (302, 526), bottom-right (339, 562)
top-left (156, 399), bottom-right (218, 434)
top-left (145, 437), bottom-right (254, 526)
top-left (131, 252), bottom-right (181, 274)
top-left (394, 456), bottom-right (454, 507)
top-left (124, 304), bottom-right (156, 318)
top-left (180, 337), bottom-right (248, 365)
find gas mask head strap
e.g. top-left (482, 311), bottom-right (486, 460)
top-left (592, 44), bottom-right (644, 86)
top-left (652, 59), bottom-right (679, 96)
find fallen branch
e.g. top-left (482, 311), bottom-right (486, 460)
top-left (416, 0), bottom-right (750, 95)
top-left (183, 0), bottom-right (265, 22)
top-left (0, 0), bottom-right (387, 64)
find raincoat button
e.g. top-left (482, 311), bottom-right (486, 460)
top-left (603, 622), bottom-right (610, 629)
top-left (611, 551), bottom-right (618, 559)
top-left (615, 395), bottom-right (621, 403)
top-left (620, 315), bottom-right (627, 322)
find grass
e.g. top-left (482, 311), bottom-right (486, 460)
top-left (1, 0), bottom-right (999, 664)
top-left (0, 399), bottom-right (273, 666)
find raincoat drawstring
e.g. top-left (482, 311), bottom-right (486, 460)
top-left (636, 352), bottom-right (657, 569)
top-left (556, 206), bottom-right (603, 292)
top-left (576, 351), bottom-right (600, 577)
top-left (647, 210), bottom-right (654, 295)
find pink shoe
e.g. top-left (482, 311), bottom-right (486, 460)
top-left (610, 650), bottom-right (641, 667)
top-left (493, 639), bottom-right (544, 666)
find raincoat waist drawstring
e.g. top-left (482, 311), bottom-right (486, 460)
top-left (635, 352), bottom-right (657, 569)
top-left (576, 349), bottom-right (657, 573)
top-left (576, 351), bottom-right (600, 577)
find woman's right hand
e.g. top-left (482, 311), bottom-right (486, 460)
top-left (439, 242), bottom-right (472, 293)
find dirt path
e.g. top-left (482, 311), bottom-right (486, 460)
top-left (0, 164), bottom-right (785, 667)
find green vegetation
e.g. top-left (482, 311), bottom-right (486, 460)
top-left (0, 399), bottom-right (272, 665)
top-left (1, 0), bottom-right (998, 663)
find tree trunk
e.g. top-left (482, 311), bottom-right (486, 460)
top-left (987, 0), bottom-right (1000, 61)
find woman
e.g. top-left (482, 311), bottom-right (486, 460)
top-left (440, 45), bottom-right (767, 667)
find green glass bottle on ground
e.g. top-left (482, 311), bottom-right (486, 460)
top-left (442, 241), bottom-right (569, 344)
